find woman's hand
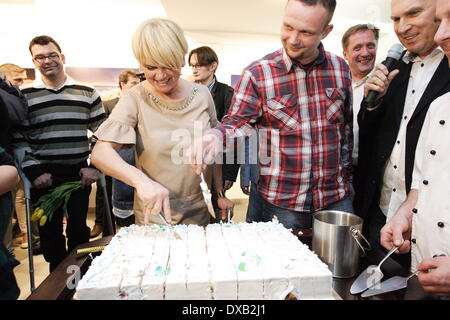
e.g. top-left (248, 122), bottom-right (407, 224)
top-left (217, 196), bottom-right (235, 222)
top-left (135, 179), bottom-right (172, 224)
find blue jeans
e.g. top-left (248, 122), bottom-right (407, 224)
top-left (248, 189), bottom-right (354, 230)
top-left (112, 148), bottom-right (135, 212)
top-left (245, 182), bottom-right (264, 223)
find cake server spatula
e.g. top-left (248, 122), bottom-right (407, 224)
top-left (361, 270), bottom-right (420, 298)
top-left (350, 246), bottom-right (398, 294)
top-left (159, 212), bottom-right (182, 240)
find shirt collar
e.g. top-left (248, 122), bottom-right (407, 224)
top-left (33, 74), bottom-right (75, 91)
top-left (207, 75), bottom-right (217, 92)
top-left (282, 42), bottom-right (327, 71)
top-left (402, 47), bottom-right (443, 64)
top-left (352, 69), bottom-right (374, 87)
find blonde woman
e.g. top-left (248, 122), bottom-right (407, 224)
top-left (91, 18), bottom-right (233, 226)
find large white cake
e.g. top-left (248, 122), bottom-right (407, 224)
top-left (76, 221), bottom-right (333, 300)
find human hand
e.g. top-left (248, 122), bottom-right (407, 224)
top-left (217, 196), bottom-right (234, 221)
top-left (79, 168), bottom-right (99, 187)
top-left (135, 179), bottom-right (172, 224)
top-left (364, 63), bottom-right (400, 105)
top-left (380, 201), bottom-right (414, 254)
top-left (223, 180), bottom-right (234, 191)
top-left (186, 129), bottom-right (222, 175)
top-left (33, 173), bottom-right (52, 189)
top-left (417, 256), bottom-right (450, 296)
top-left (241, 185), bottom-right (250, 195)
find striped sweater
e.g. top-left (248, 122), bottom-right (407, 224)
top-left (14, 76), bottom-right (106, 182)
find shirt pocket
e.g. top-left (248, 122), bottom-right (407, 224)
top-left (266, 94), bottom-right (299, 131)
top-left (325, 88), bottom-right (346, 124)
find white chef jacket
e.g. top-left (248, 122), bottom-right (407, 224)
top-left (410, 92), bottom-right (450, 271)
top-left (380, 49), bottom-right (444, 220)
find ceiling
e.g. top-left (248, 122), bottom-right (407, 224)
top-left (162, 0), bottom-right (393, 35)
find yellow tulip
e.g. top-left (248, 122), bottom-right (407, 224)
top-left (39, 215), bottom-right (48, 227)
top-left (36, 208), bottom-right (44, 218)
top-left (31, 208), bottom-right (45, 222)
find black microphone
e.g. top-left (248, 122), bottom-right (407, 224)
top-left (365, 43), bottom-right (404, 106)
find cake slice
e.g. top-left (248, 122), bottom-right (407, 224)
top-left (205, 224), bottom-right (238, 300)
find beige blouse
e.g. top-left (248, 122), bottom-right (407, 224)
top-left (94, 79), bottom-right (218, 226)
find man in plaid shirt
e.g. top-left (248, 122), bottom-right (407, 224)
top-left (189, 0), bottom-right (353, 229)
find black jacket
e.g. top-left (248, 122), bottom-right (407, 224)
top-left (211, 80), bottom-right (234, 122)
top-left (0, 73), bottom-right (27, 155)
top-left (355, 54), bottom-right (450, 220)
top-left (211, 79), bottom-right (240, 182)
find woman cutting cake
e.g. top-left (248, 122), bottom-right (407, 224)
top-left (91, 18), bottom-right (233, 226)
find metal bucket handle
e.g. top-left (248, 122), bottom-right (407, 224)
top-left (350, 227), bottom-right (372, 257)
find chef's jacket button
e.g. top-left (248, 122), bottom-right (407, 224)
top-left (440, 120), bottom-right (446, 125)
top-left (430, 150), bottom-right (436, 155)
top-left (423, 180), bottom-right (429, 185)
top-left (393, 188), bottom-right (396, 192)
top-left (412, 208), bottom-right (418, 214)
top-left (421, 63), bottom-right (424, 67)
top-left (438, 222), bottom-right (445, 228)
top-left (404, 116), bottom-right (407, 120)
top-left (394, 165), bottom-right (398, 169)
top-left (412, 90), bottom-right (416, 94)
top-left (397, 140), bottom-right (400, 144)
top-left (411, 238), bottom-right (416, 244)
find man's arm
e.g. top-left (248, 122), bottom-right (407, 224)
top-left (341, 81), bottom-right (354, 184)
top-left (417, 257), bottom-right (450, 296)
top-left (88, 90), bottom-right (107, 133)
top-left (83, 89), bottom-right (107, 181)
top-left (188, 70), bottom-right (262, 174)
top-left (380, 189), bottom-right (418, 254)
top-left (0, 148), bottom-right (19, 195)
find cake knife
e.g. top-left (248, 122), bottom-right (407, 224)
top-left (159, 212), bottom-right (182, 240)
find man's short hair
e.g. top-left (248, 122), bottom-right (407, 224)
top-left (0, 63), bottom-right (25, 78)
top-left (342, 24), bottom-right (380, 51)
top-left (188, 46), bottom-right (219, 67)
top-left (291, 0), bottom-right (337, 24)
top-left (132, 18), bottom-right (188, 70)
top-left (28, 35), bottom-right (62, 55)
top-left (118, 70), bottom-right (138, 88)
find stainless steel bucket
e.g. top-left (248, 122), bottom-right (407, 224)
top-left (312, 210), bottom-right (370, 278)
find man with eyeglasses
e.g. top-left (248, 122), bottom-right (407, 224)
top-left (14, 35), bottom-right (106, 272)
top-left (188, 47), bottom-right (239, 221)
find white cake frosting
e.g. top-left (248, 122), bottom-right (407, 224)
top-left (76, 222), bottom-right (333, 300)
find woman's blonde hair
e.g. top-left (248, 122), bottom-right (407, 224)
top-left (132, 18), bottom-right (188, 70)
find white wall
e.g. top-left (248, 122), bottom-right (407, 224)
top-left (183, 27), bottom-right (398, 87)
top-left (0, 0), bottom-right (166, 69)
top-left (0, 0), bottom-right (398, 85)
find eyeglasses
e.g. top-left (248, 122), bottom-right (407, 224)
top-left (189, 64), bottom-right (207, 70)
top-left (33, 53), bottom-right (60, 63)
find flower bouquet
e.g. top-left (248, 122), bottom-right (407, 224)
top-left (31, 181), bottom-right (83, 226)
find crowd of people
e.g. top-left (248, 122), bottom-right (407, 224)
top-left (1, 0), bottom-right (450, 299)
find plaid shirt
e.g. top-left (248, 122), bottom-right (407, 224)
top-left (216, 44), bottom-right (353, 212)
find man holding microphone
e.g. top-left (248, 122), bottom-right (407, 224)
top-left (357, 0), bottom-right (450, 269)
top-left (380, 0), bottom-right (450, 297)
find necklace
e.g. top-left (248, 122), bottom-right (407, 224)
top-left (148, 87), bottom-right (198, 111)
